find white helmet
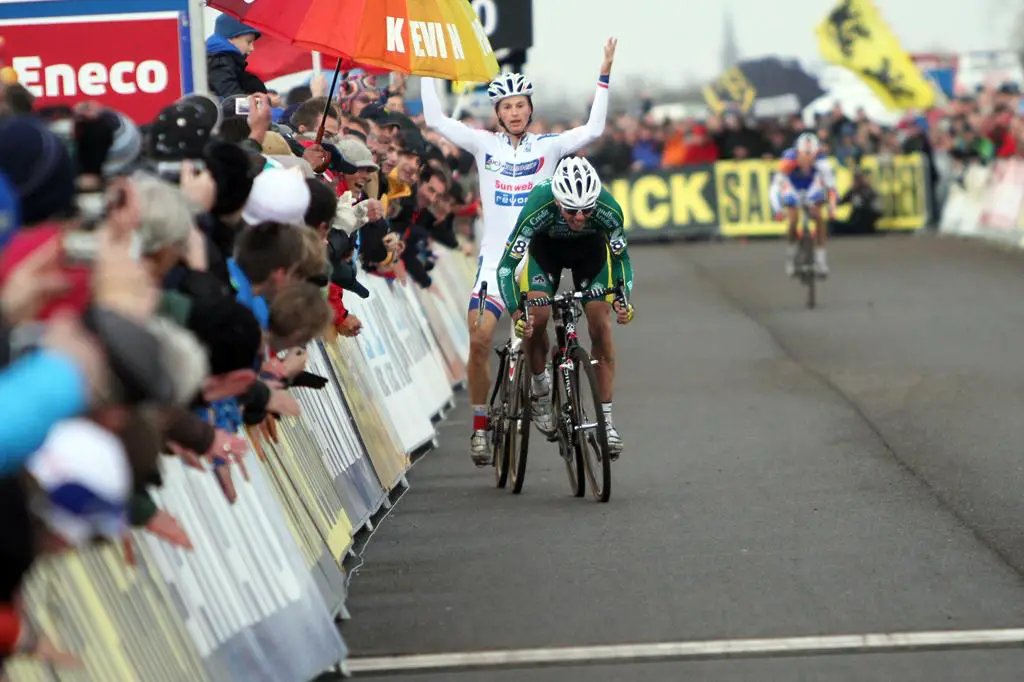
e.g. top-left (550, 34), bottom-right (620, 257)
top-left (796, 132), bottom-right (821, 155)
top-left (488, 72), bottom-right (534, 104)
top-left (551, 157), bottom-right (602, 211)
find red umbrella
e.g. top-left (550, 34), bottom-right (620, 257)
top-left (208, 0), bottom-right (498, 82)
top-left (247, 32), bottom-right (388, 83)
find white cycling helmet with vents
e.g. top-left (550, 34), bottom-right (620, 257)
top-left (488, 72), bottom-right (534, 104)
top-left (796, 132), bottom-right (821, 155)
top-left (551, 157), bottom-right (602, 211)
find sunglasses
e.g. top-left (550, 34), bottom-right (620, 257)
top-left (560, 206), bottom-right (594, 218)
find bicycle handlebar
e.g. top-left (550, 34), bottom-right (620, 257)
top-left (523, 280), bottom-right (626, 310)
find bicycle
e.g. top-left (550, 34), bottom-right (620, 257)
top-left (523, 280), bottom-right (627, 503)
top-left (794, 205), bottom-right (817, 309)
top-left (476, 284), bottom-right (531, 494)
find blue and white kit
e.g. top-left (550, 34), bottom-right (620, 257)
top-left (769, 148), bottom-right (836, 214)
top-left (420, 75), bottom-right (609, 317)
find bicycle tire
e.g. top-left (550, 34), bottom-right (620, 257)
top-left (491, 351), bottom-right (510, 489)
top-left (802, 216), bottom-right (816, 309)
top-left (507, 351), bottom-right (531, 495)
top-left (552, 352), bottom-right (585, 497)
top-left (571, 346), bottom-right (611, 503)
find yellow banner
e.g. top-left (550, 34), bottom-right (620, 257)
top-left (607, 154), bottom-right (929, 240)
top-left (815, 0), bottom-right (934, 110)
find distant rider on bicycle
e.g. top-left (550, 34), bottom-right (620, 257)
top-left (769, 132), bottom-right (837, 277)
top-left (496, 157), bottom-right (634, 458)
top-left (421, 39), bottom-right (617, 467)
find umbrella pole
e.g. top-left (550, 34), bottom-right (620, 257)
top-left (316, 58), bottom-right (343, 144)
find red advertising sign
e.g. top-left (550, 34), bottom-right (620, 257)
top-left (0, 12), bottom-right (185, 124)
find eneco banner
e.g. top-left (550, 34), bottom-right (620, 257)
top-left (0, 0), bottom-right (197, 123)
top-left (608, 154), bottom-right (931, 241)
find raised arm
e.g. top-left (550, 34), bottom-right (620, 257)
top-left (420, 77), bottom-right (487, 155)
top-left (549, 38), bottom-right (616, 157)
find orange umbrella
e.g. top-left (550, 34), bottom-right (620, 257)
top-left (209, 0), bottom-right (500, 83)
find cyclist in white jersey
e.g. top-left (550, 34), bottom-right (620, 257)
top-left (421, 38), bottom-right (617, 466)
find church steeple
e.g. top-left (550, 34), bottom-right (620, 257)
top-left (721, 6), bottom-right (740, 71)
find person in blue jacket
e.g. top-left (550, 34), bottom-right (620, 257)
top-left (206, 14), bottom-right (267, 100)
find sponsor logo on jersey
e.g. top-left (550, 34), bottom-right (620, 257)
top-left (531, 273), bottom-right (547, 285)
top-left (495, 190), bottom-right (530, 207)
top-left (498, 265), bottom-right (513, 279)
top-left (608, 236), bottom-right (627, 255)
top-left (483, 154), bottom-right (545, 178)
top-left (495, 179), bottom-right (534, 193)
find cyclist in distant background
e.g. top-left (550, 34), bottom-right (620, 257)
top-left (421, 39), bottom-right (617, 467)
top-left (770, 132), bottom-right (837, 277)
top-left (496, 158), bottom-right (634, 458)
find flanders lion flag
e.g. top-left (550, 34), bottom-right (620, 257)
top-left (816, 0), bottom-right (934, 110)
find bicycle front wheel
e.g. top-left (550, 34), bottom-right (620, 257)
top-left (571, 347), bottom-right (611, 503)
top-left (802, 219), bottom-right (816, 309)
top-left (552, 352), bottom-right (585, 497)
top-left (507, 351), bottom-right (531, 495)
top-left (491, 352), bottom-right (510, 489)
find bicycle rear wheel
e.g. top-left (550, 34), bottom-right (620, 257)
top-left (490, 351), bottom-right (510, 489)
top-left (552, 352), bottom-right (585, 497)
top-left (571, 346), bottom-right (611, 503)
top-left (507, 351), bottom-right (531, 495)
top-left (802, 217), bottom-right (816, 309)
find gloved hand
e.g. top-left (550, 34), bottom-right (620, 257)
top-left (613, 301), bottom-right (634, 325)
top-left (513, 311), bottom-right (533, 339)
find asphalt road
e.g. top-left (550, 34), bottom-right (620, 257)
top-left (342, 234), bottom-right (1024, 681)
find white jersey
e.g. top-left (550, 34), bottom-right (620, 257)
top-left (420, 77), bottom-right (609, 312)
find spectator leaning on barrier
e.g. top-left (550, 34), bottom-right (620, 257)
top-left (206, 15), bottom-right (267, 100)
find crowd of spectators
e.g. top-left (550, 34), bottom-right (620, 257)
top-left (0, 14), bottom-right (490, 668)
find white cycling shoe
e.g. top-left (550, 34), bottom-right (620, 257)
top-left (470, 430), bottom-right (490, 467)
top-left (605, 425), bottom-right (623, 460)
top-left (814, 253), bottom-right (829, 278)
top-left (785, 259), bottom-right (796, 277)
top-left (531, 391), bottom-right (554, 435)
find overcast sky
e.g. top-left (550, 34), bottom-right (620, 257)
top-left (526, 0), bottom-right (1020, 93)
top-left (205, 0), bottom-right (1021, 97)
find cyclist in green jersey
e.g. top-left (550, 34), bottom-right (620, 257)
top-left (496, 157), bottom-right (635, 457)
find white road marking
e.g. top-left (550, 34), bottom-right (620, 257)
top-left (346, 629), bottom-right (1024, 674)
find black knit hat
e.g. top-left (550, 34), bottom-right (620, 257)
top-left (204, 140), bottom-right (256, 216)
top-left (0, 116), bottom-right (76, 226)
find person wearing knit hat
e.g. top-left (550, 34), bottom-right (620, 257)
top-left (206, 13), bottom-right (267, 100)
top-left (241, 167), bottom-right (311, 225)
top-left (0, 117), bottom-right (75, 227)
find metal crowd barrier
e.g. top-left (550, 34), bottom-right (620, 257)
top-left (5, 247), bottom-right (476, 682)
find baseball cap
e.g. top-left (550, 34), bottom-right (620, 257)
top-left (150, 101), bottom-right (213, 160)
top-left (178, 94), bottom-right (222, 132)
top-left (335, 137), bottom-right (379, 172)
top-left (241, 167), bottom-right (311, 225)
top-left (27, 419), bottom-right (132, 547)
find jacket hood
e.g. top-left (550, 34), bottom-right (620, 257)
top-left (206, 34), bottom-right (242, 57)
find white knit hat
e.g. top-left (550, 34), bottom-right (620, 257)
top-left (241, 167), bottom-right (311, 225)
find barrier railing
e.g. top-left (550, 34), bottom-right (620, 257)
top-left (940, 158), bottom-right (1024, 247)
top-left (5, 247), bottom-right (475, 682)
